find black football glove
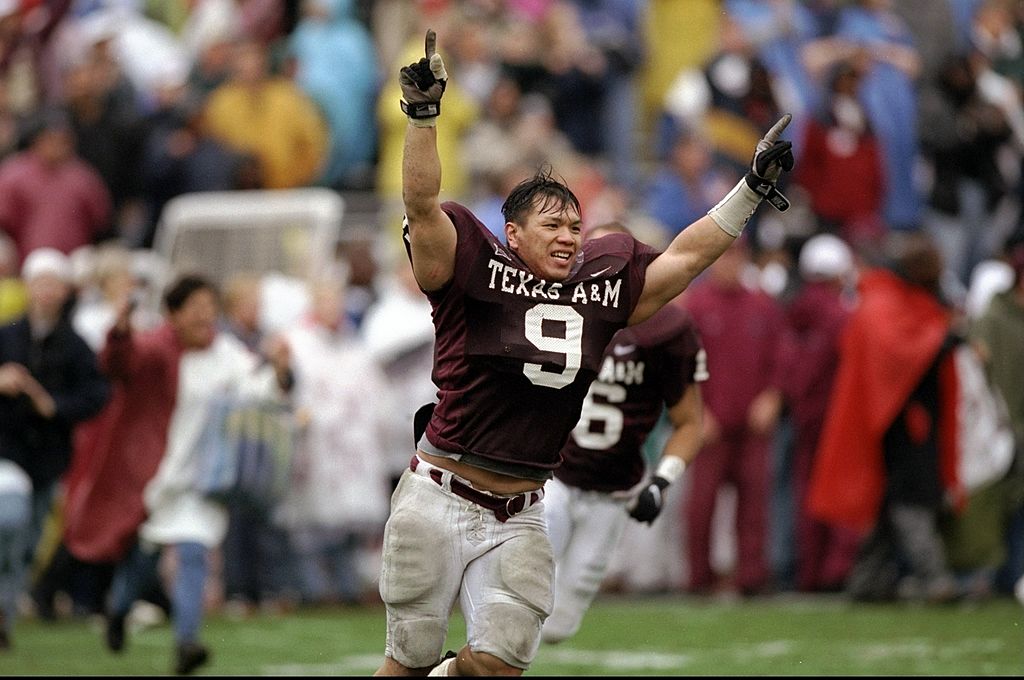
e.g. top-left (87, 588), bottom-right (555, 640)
top-left (743, 113), bottom-right (795, 212)
top-left (399, 29), bottom-right (448, 125)
top-left (628, 475), bottom-right (671, 525)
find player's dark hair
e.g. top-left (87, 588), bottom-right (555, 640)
top-left (164, 274), bottom-right (218, 313)
top-left (501, 165), bottom-right (581, 226)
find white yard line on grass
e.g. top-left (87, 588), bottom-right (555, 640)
top-left (259, 637), bottom-right (1010, 676)
top-left (262, 654), bottom-right (383, 675)
top-left (261, 649), bottom-right (697, 675)
top-left (539, 648), bottom-right (697, 671)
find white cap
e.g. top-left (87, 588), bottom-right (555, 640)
top-left (799, 234), bottom-right (853, 281)
top-left (966, 259), bottom-right (1014, 319)
top-left (22, 247), bottom-right (73, 283)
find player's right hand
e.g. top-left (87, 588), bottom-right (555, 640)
top-left (399, 29), bottom-right (449, 126)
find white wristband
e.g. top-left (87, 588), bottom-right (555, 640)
top-left (409, 117), bottom-right (437, 128)
top-left (707, 178), bottom-right (762, 237)
top-left (655, 456), bottom-right (686, 484)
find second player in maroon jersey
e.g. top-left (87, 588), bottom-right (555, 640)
top-left (542, 222), bottom-right (708, 644)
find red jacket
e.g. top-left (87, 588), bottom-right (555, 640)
top-left (807, 270), bottom-right (962, 535)
top-left (795, 117), bottom-right (885, 230)
top-left (63, 323), bottom-right (182, 563)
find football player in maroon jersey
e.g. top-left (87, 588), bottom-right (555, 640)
top-left (376, 30), bottom-right (794, 677)
top-left (541, 221), bottom-right (707, 645)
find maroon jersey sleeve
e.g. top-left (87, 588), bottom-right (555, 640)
top-left (556, 304), bottom-right (707, 492)
top-left (402, 202), bottom-right (659, 472)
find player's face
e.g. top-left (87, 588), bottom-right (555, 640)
top-left (505, 202), bottom-right (582, 282)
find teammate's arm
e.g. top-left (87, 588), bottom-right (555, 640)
top-left (630, 115), bottom-right (795, 325)
top-left (401, 29), bottom-right (457, 292)
top-left (628, 382), bottom-right (703, 524)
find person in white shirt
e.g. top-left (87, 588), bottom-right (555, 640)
top-left (103, 274), bottom-right (293, 675)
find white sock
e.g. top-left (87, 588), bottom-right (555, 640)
top-left (427, 657), bottom-right (456, 676)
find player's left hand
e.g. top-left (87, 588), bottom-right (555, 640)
top-left (744, 113), bottom-right (795, 212)
top-left (627, 476), bottom-right (671, 525)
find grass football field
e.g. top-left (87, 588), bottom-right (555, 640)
top-left (3, 593), bottom-right (1022, 675)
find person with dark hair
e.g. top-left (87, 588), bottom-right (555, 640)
top-left (794, 57), bottom-right (886, 249)
top-left (540, 221), bottom-right (707, 644)
top-left (202, 37), bottom-right (328, 190)
top-left (969, 231), bottom-right (1024, 599)
top-left (0, 108), bottom-right (112, 264)
top-left (377, 29), bottom-right (795, 677)
top-left (137, 92), bottom-right (257, 249)
top-left (681, 237), bottom-right (788, 598)
top-left (56, 274), bottom-right (292, 675)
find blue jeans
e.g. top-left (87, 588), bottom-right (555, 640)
top-left (109, 541), bottom-right (208, 644)
top-left (222, 500), bottom-right (294, 604)
top-left (291, 529), bottom-right (362, 604)
top-left (0, 491), bottom-right (31, 634)
top-left (769, 415), bottom-right (796, 590)
top-left (996, 502), bottom-right (1024, 594)
top-left (26, 480), bottom-right (58, 568)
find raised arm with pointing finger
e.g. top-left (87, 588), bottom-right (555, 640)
top-left (629, 113), bottom-right (794, 324)
top-left (398, 29), bottom-right (458, 293)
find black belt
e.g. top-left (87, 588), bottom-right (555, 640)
top-left (409, 455), bottom-right (542, 523)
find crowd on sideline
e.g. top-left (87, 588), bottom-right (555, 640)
top-left (1, 0), bottom-right (1023, 665)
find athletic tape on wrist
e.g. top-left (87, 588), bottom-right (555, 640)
top-left (401, 99), bottom-right (440, 127)
top-left (655, 456), bottom-right (686, 485)
top-left (707, 178), bottom-right (762, 237)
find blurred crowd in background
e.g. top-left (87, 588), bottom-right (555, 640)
top-left (1, 0), bottom-right (1024, 656)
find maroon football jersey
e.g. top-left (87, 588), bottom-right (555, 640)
top-left (404, 202), bottom-right (659, 473)
top-left (555, 303), bottom-right (707, 492)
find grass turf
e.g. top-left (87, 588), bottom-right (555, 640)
top-left (2, 593), bottom-right (1022, 675)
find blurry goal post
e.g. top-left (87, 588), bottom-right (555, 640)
top-left (152, 188), bottom-right (345, 294)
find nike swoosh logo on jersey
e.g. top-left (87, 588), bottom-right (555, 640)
top-left (493, 242), bottom-right (511, 261)
top-left (590, 266), bottom-right (611, 277)
top-left (612, 344), bottom-right (636, 356)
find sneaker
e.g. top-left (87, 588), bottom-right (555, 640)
top-left (174, 642), bottom-right (210, 675)
top-left (895, 575), bottom-right (924, 601)
top-left (924, 574), bottom-right (960, 604)
top-left (31, 591), bottom-right (56, 623)
top-left (105, 614), bottom-right (126, 653)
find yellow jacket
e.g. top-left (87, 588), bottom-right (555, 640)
top-left (203, 78), bottom-right (329, 189)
